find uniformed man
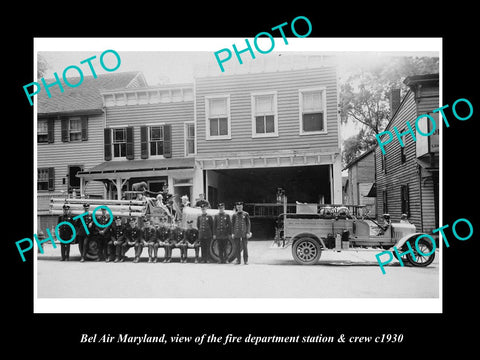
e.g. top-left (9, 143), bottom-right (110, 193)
top-left (172, 220), bottom-right (188, 263)
top-left (76, 203), bottom-right (93, 262)
top-left (143, 217), bottom-right (158, 263)
top-left (155, 216), bottom-right (171, 263)
top-left (110, 216), bottom-right (126, 262)
top-left (197, 204), bottom-right (213, 263)
top-left (232, 201), bottom-right (251, 265)
top-left (194, 193), bottom-right (210, 208)
top-left (93, 206), bottom-right (112, 262)
top-left (123, 217), bottom-right (144, 263)
top-left (184, 219), bottom-right (200, 263)
top-left (213, 203), bottom-right (232, 264)
top-left (58, 204), bottom-right (74, 261)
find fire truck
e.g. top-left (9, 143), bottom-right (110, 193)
top-left (272, 204), bottom-right (436, 267)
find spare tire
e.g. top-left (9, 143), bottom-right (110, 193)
top-left (210, 238), bottom-right (237, 263)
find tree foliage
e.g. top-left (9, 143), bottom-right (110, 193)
top-left (340, 56), bottom-right (439, 166)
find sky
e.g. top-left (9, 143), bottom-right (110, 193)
top-left (37, 43), bottom-right (439, 161)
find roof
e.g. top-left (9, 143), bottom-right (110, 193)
top-left (37, 71), bottom-right (147, 115)
top-left (77, 158), bottom-right (195, 179)
top-left (342, 148), bottom-right (375, 170)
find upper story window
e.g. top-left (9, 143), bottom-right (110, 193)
top-left (251, 92), bottom-right (278, 138)
top-left (185, 122), bottom-right (195, 156)
top-left (206, 95), bottom-right (230, 140)
top-left (38, 119), bottom-right (49, 143)
top-left (149, 126), bottom-right (164, 156)
top-left (299, 87), bottom-right (326, 134)
top-left (112, 128), bottom-right (127, 158)
top-left (68, 117), bottom-right (82, 141)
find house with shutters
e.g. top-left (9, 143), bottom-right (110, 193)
top-left (375, 73), bottom-right (439, 234)
top-left (36, 71), bottom-right (148, 232)
top-left (76, 83), bottom-right (199, 202)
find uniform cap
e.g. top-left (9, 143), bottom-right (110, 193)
top-left (218, 203), bottom-right (225, 208)
top-left (83, 203), bottom-right (90, 208)
top-left (235, 201), bottom-right (243, 206)
top-left (187, 220), bottom-right (193, 224)
top-left (63, 204), bottom-right (70, 209)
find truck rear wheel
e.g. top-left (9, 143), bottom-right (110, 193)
top-left (406, 238), bottom-right (435, 267)
top-left (292, 237), bottom-right (321, 265)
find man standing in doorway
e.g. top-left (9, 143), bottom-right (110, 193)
top-left (197, 203), bottom-right (213, 263)
top-left (232, 201), bottom-right (251, 265)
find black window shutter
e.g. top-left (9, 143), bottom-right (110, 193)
top-left (104, 128), bottom-right (112, 161)
top-left (47, 118), bottom-right (55, 143)
top-left (48, 167), bottom-right (55, 191)
top-left (81, 116), bottom-right (88, 141)
top-left (140, 126), bottom-right (148, 159)
top-left (163, 124), bottom-right (172, 158)
top-left (126, 126), bottom-right (134, 160)
top-left (61, 117), bottom-right (69, 142)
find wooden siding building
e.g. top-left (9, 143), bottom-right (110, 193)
top-left (36, 71), bottom-right (147, 232)
top-left (76, 83), bottom-right (199, 202)
top-left (193, 55), bottom-right (343, 210)
top-left (343, 148), bottom-right (376, 217)
top-left (375, 73), bottom-right (439, 234)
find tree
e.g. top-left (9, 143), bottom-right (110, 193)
top-left (339, 56), bottom-right (439, 166)
top-left (37, 53), bottom-right (49, 79)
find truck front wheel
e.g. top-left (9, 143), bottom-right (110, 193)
top-left (292, 237), bottom-right (321, 265)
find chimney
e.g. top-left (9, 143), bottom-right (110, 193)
top-left (389, 88), bottom-right (401, 117)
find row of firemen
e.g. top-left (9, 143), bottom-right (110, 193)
top-left (57, 201), bottom-right (251, 264)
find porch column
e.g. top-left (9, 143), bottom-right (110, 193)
top-left (116, 178), bottom-right (122, 200)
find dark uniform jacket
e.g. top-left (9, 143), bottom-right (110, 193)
top-left (214, 213), bottom-right (232, 238)
top-left (232, 211), bottom-right (251, 238)
top-left (111, 223), bottom-right (125, 242)
top-left (94, 213), bottom-right (112, 238)
top-left (197, 214), bottom-right (214, 239)
top-left (184, 228), bottom-right (199, 244)
top-left (170, 227), bottom-right (185, 244)
top-left (143, 225), bottom-right (157, 243)
top-left (75, 214), bottom-right (92, 237)
top-left (124, 225), bottom-right (143, 244)
top-left (58, 214), bottom-right (74, 241)
top-left (157, 226), bottom-right (171, 243)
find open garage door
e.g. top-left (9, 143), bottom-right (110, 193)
top-left (205, 165), bottom-right (331, 240)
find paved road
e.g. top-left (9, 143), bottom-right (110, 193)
top-left (36, 240), bottom-right (439, 299)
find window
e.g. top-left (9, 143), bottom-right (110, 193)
top-left (69, 117), bottom-right (82, 141)
top-left (400, 144), bottom-right (406, 164)
top-left (185, 123), bottom-right (195, 156)
top-left (38, 119), bottom-right (49, 143)
top-left (401, 185), bottom-right (410, 217)
top-left (112, 128), bottom-right (127, 158)
top-left (299, 88), bottom-right (326, 134)
top-left (38, 167), bottom-right (54, 191)
top-left (149, 126), bottom-right (164, 156)
top-left (206, 96), bottom-right (230, 139)
top-left (252, 92), bottom-right (278, 137)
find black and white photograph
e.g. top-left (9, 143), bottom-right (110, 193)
top-left (7, 9), bottom-right (478, 355)
top-left (32, 38), bottom-right (442, 312)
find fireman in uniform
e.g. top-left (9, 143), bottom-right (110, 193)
top-left (197, 203), bottom-right (213, 263)
top-left (232, 201), bottom-right (251, 265)
top-left (155, 216), bottom-right (171, 263)
top-left (143, 217), bottom-right (158, 263)
top-left (76, 203), bottom-right (93, 262)
top-left (174, 220), bottom-right (189, 263)
top-left (184, 219), bottom-right (200, 263)
top-left (58, 204), bottom-right (74, 261)
top-left (93, 206), bottom-right (112, 262)
top-left (110, 216), bottom-right (126, 262)
top-left (123, 217), bottom-right (144, 263)
top-left (213, 203), bottom-right (232, 264)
